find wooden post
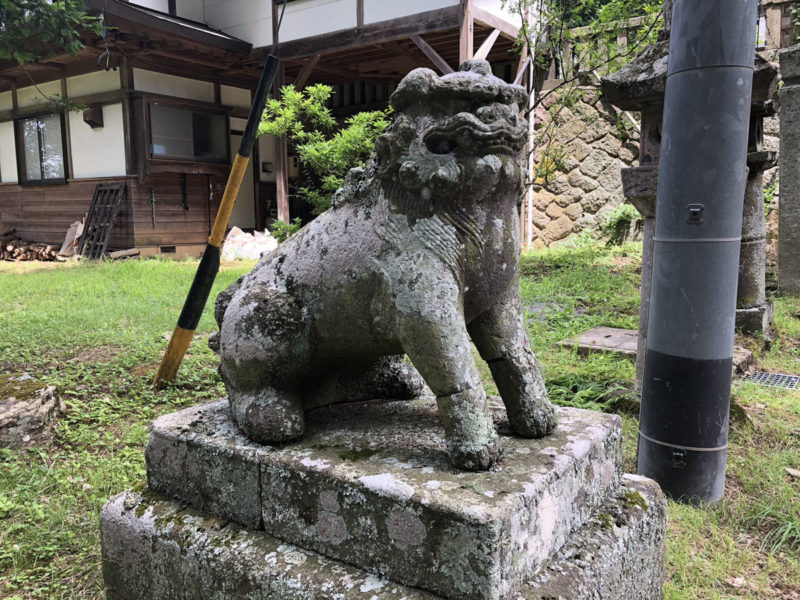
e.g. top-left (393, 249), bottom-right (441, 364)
top-left (120, 57), bottom-right (136, 176)
top-left (356, 0), bottom-right (364, 28)
top-left (459, 0), bottom-right (473, 64)
top-left (61, 78), bottom-right (74, 180)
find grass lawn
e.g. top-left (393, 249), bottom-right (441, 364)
top-left (1, 242), bottom-right (799, 599)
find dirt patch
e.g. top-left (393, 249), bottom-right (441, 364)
top-left (70, 345), bottom-right (121, 364)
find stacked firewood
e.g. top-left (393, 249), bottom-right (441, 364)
top-left (0, 229), bottom-right (65, 262)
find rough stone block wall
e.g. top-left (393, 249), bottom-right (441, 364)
top-left (529, 88), bottom-right (641, 248)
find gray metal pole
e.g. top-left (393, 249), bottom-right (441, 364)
top-left (637, 0), bottom-right (758, 505)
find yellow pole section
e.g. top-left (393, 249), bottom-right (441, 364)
top-left (209, 154), bottom-right (251, 247)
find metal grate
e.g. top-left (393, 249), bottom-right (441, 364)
top-left (744, 371), bottom-right (800, 390)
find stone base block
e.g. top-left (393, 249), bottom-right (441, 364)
top-left (145, 398), bottom-right (622, 600)
top-left (735, 302), bottom-right (773, 335)
top-left (101, 475), bottom-right (666, 600)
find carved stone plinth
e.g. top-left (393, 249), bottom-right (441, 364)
top-left (102, 397), bottom-right (667, 600)
top-left (143, 398), bottom-right (622, 600)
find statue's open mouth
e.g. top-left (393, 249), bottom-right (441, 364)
top-left (423, 112), bottom-right (526, 157)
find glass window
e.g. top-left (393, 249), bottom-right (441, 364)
top-left (149, 105), bottom-right (227, 162)
top-left (17, 114), bottom-right (66, 182)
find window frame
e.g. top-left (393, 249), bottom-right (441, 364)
top-left (14, 111), bottom-right (69, 186)
top-left (146, 101), bottom-right (230, 165)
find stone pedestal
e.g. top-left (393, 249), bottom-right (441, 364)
top-left (101, 397), bottom-right (667, 599)
top-left (779, 46), bottom-right (800, 294)
top-left (620, 165), bottom-right (658, 391)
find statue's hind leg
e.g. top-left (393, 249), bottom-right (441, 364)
top-left (468, 292), bottom-right (556, 438)
top-left (219, 283), bottom-right (309, 444)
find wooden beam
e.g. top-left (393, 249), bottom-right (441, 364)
top-left (293, 54), bottom-right (321, 88)
top-left (61, 78), bottom-right (74, 180)
top-left (262, 5), bottom-right (461, 61)
top-left (357, 0), bottom-right (364, 28)
top-left (473, 28), bottom-right (500, 61)
top-left (120, 56), bottom-right (136, 176)
top-left (410, 34), bottom-right (454, 74)
top-left (0, 89), bottom-right (125, 121)
top-left (513, 56), bottom-right (530, 85)
top-left (459, 0), bottom-right (474, 64)
top-left (273, 62), bottom-right (290, 224)
top-left (471, 4), bottom-right (519, 41)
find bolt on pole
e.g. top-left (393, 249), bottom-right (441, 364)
top-left (637, 0), bottom-right (758, 504)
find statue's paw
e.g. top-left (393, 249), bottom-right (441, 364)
top-left (448, 438), bottom-right (503, 472)
top-left (208, 331), bottom-right (220, 354)
top-left (509, 401), bottom-right (558, 439)
top-left (229, 389), bottom-right (305, 444)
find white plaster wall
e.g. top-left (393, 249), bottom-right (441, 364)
top-left (68, 103), bottom-right (127, 179)
top-left (280, 0), bottom-right (357, 42)
top-left (0, 91), bottom-right (12, 112)
top-left (133, 68), bottom-right (215, 102)
top-left (67, 71), bottom-right (121, 97)
top-left (176, 0), bottom-right (205, 21)
top-left (258, 134), bottom-right (276, 182)
top-left (204, 0), bottom-right (273, 47)
top-left (473, 0), bottom-right (522, 27)
top-left (221, 85), bottom-right (251, 108)
top-left (130, 0), bottom-right (170, 12)
top-left (17, 81), bottom-right (62, 108)
top-left (363, 0), bottom-right (458, 24)
top-left (0, 121), bottom-right (18, 183)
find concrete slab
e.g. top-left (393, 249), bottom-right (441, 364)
top-left (562, 326), bottom-right (754, 375)
top-left (100, 475), bottom-right (666, 600)
top-left (560, 326), bottom-right (638, 358)
top-left (145, 398), bottom-right (622, 600)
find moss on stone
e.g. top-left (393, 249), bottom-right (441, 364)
top-left (339, 447), bottom-right (380, 461)
top-left (623, 490), bottom-right (648, 511)
top-left (597, 512), bottom-right (614, 530)
top-left (0, 373), bottom-right (47, 400)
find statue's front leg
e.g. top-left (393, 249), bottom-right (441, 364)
top-left (394, 288), bottom-right (501, 471)
top-left (468, 293), bottom-right (556, 438)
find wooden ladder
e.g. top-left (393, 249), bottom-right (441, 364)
top-left (78, 183), bottom-right (126, 260)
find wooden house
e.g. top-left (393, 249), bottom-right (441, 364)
top-left (0, 0), bottom-right (524, 257)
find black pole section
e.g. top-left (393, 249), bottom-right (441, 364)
top-left (154, 54), bottom-right (280, 388)
top-left (637, 0), bottom-right (758, 505)
top-left (238, 54), bottom-right (280, 158)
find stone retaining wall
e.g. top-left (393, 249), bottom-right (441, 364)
top-left (529, 87), bottom-right (640, 248)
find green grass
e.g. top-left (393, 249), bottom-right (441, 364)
top-left (1, 244), bottom-right (799, 599)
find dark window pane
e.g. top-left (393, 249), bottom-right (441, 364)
top-left (192, 112), bottom-right (227, 160)
top-left (150, 105), bottom-right (193, 158)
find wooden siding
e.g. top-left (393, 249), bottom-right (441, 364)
top-left (131, 172), bottom-right (223, 247)
top-left (0, 172), bottom-right (226, 251)
top-left (0, 177), bottom-right (135, 249)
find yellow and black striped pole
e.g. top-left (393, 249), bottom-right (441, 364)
top-left (154, 54), bottom-right (280, 388)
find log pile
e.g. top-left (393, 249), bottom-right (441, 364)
top-left (1, 229), bottom-right (66, 262)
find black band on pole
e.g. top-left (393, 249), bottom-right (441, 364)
top-left (238, 54), bottom-right (280, 158)
top-left (177, 244), bottom-right (221, 331)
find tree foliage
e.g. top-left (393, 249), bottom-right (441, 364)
top-left (0, 0), bottom-right (100, 65)
top-left (258, 84), bottom-right (391, 217)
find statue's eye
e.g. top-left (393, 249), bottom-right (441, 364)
top-left (425, 137), bottom-right (458, 155)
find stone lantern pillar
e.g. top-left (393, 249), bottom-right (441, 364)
top-left (737, 101), bottom-right (777, 334)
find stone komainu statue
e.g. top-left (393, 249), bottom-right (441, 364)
top-left (213, 60), bottom-right (556, 471)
